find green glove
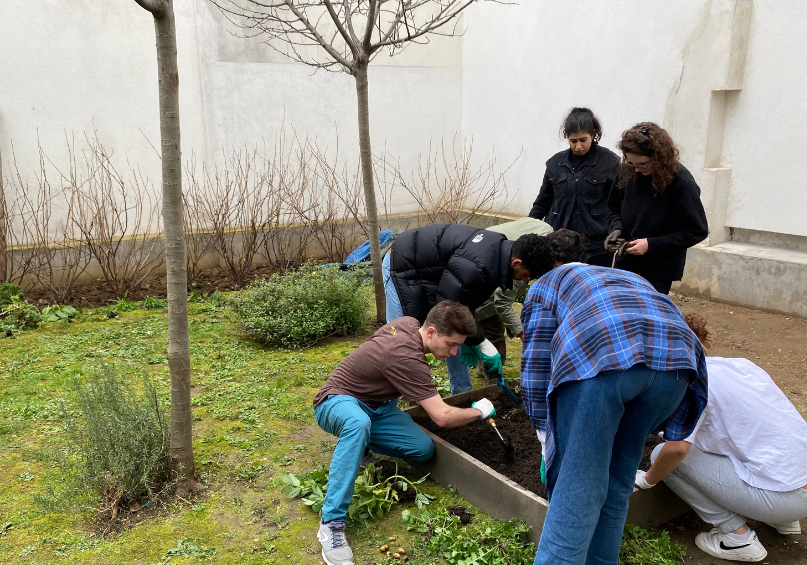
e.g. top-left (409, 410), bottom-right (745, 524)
top-left (459, 343), bottom-right (482, 368)
top-left (481, 351), bottom-right (503, 374)
top-left (540, 456), bottom-right (547, 484)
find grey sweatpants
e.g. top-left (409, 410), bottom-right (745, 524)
top-left (652, 444), bottom-right (807, 533)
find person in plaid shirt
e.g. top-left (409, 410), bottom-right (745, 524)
top-left (521, 256), bottom-right (708, 565)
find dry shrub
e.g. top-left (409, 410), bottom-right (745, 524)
top-left (69, 135), bottom-right (164, 297)
top-left (376, 134), bottom-right (518, 228)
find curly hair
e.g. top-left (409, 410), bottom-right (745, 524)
top-left (617, 122), bottom-right (680, 193)
top-left (560, 107), bottom-right (602, 143)
top-left (512, 234), bottom-right (555, 280)
top-left (683, 312), bottom-right (710, 348)
top-left (547, 230), bottom-right (589, 264)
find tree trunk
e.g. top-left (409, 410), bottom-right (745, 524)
top-left (353, 61), bottom-right (386, 323)
top-left (148, 1), bottom-right (195, 483)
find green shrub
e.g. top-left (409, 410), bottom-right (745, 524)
top-left (41, 305), bottom-right (78, 322)
top-left (141, 296), bottom-right (167, 310)
top-left (0, 297), bottom-right (42, 332)
top-left (61, 367), bottom-right (170, 517)
top-left (0, 282), bottom-right (23, 306)
top-left (232, 263), bottom-right (369, 348)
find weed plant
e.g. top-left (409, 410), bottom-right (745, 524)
top-left (0, 286), bottom-right (42, 332)
top-left (55, 366), bottom-right (170, 519)
top-left (402, 507), bottom-right (535, 565)
top-left (281, 464), bottom-right (434, 522)
top-left (232, 262), bottom-right (369, 348)
top-left (618, 524), bottom-right (687, 565)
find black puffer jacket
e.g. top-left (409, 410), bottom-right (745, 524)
top-left (390, 224), bottom-right (514, 345)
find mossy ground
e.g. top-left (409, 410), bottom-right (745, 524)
top-left (0, 295), bottom-right (528, 565)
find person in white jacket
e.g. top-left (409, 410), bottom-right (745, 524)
top-left (635, 313), bottom-right (807, 562)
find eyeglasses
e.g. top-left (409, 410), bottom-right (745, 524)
top-left (623, 157), bottom-right (652, 170)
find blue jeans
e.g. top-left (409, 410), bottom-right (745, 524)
top-left (382, 252), bottom-right (472, 395)
top-left (314, 394), bottom-right (435, 523)
top-left (534, 364), bottom-right (689, 565)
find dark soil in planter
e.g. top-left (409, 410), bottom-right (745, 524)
top-left (423, 398), bottom-right (664, 501)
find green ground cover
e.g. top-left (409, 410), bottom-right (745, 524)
top-left (0, 294), bottom-right (684, 565)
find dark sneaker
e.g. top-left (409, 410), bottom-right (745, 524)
top-left (317, 519), bottom-right (354, 565)
top-left (765, 521), bottom-right (801, 535)
top-left (359, 450), bottom-right (377, 469)
top-left (695, 529), bottom-right (767, 562)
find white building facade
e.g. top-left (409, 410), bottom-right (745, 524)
top-left (1, 0), bottom-right (805, 314)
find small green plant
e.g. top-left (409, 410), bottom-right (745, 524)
top-left (165, 539), bottom-right (217, 559)
top-left (402, 508), bottom-right (535, 565)
top-left (141, 295), bottom-right (167, 310)
top-left (619, 524), bottom-right (687, 565)
top-left (281, 464), bottom-right (434, 522)
top-left (232, 262), bottom-right (369, 348)
top-left (108, 296), bottom-right (139, 312)
top-left (41, 305), bottom-right (78, 322)
top-left (56, 367), bottom-right (170, 518)
top-left (0, 282), bottom-right (23, 306)
top-left (0, 296), bottom-right (42, 332)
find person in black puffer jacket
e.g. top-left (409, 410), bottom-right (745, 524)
top-left (529, 108), bottom-right (622, 266)
top-left (606, 122), bottom-right (709, 294)
top-left (382, 223), bottom-right (554, 395)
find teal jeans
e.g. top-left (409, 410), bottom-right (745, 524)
top-left (315, 394), bottom-right (435, 523)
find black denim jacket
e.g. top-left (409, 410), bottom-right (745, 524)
top-left (528, 144), bottom-right (621, 254)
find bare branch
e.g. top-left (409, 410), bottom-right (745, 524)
top-left (134, 0), bottom-right (167, 16)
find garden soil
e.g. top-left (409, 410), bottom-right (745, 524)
top-left (422, 401), bottom-right (663, 501)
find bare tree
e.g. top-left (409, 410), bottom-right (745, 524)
top-left (209, 0), bottom-right (493, 322)
top-left (133, 0), bottom-right (199, 495)
top-left (0, 144), bottom-right (6, 283)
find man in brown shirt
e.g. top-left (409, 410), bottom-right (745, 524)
top-left (314, 301), bottom-right (496, 565)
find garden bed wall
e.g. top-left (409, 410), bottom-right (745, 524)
top-left (7, 210), bottom-right (515, 293)
top-left (404, 385), bottom-right (691, 544)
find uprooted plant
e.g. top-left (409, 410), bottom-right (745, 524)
top-left (282, 463), bottom-right (434, 522)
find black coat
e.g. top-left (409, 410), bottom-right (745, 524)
top-left (528, 144), bottom-right (621, 257)
top-left (607, 164), bottom-right (709, 282)
top-left (390, 224), bottom-right (514, 345)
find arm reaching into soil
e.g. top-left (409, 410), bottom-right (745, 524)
top-left (419, 394), bottom-right (491, 428)
top-left (645, 440), bottom-right (692, 485)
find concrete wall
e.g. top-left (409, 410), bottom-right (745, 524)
top-left (0, 0), bottom-right (464, 221)
top-left (461, 0), bottom-right (806, 242)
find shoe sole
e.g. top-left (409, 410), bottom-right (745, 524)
top-left (321, 549), bottom-right (354, 565)
top-left (695, 537), bottom-right (768, 562)
top-left (769, 525), bottom-right (802, 535)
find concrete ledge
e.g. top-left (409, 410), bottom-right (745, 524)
top-left (404, 385), bottom-right (690, 544)
top-left (676, 242), bottom-right (807, 318)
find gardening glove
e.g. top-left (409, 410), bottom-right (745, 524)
top-left (540, 456), bottom-right (547, 484)
top-left (604, 229), bottom-right (622, 252)
top-left (459, 343), bottom-right (482, 368)
top-left (471, 398), bottom-right (496, 419)
top-left (478, 339), bottom-right (503, 375)
top-left (633, 470), bottom-right (656, 492)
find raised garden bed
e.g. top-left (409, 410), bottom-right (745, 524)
top-left (404, 384), bottom-right (690, 544)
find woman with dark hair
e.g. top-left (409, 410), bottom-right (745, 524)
top-left (606, 122), bottom-right (708, 294)
top-left (529, 108), bottom-right (621, 267)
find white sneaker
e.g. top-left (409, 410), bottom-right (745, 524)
top-left (695, 529), bottom-right (767, 562)
top-left (765, 521), bottom-right (802, 535)
top-left (317, 520), bottom-right (354, 565)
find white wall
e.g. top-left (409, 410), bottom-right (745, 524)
top-left (461, 0), bottom-right (807, 239)
top-left (0, 0), bottom-right (464, 223)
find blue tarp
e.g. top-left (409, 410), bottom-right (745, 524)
top-left (342, 230), bottom-right (393, 264)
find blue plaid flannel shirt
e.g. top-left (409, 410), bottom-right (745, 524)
top-left (520, 264), bottom-right (708, 468)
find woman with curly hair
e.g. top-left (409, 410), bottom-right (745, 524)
top-left (529, 108), bottom-right (621, 266)
top-left (606, 122), bottom-right (708, 294)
